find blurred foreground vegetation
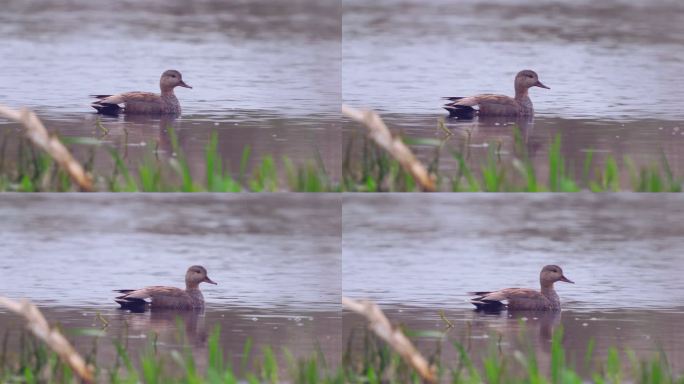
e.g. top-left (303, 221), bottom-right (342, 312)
top-left (1, 325), bottom-right (682, 383)
top-left (0, 129), bottom-right (337, 192)
top-left (343, 127), bottom-right (682, 192)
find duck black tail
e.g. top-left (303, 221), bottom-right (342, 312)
top-left (469, 291), bottom-right (505, 312)
top-left (115, 297), bottom-right (147, 312)
top-left (442, 97), bottom-right (476, 119)
top-left (471, 299), bottom-right (505, 312)
top-left (114, 290), bottom-right (147, 312)
top-left (443, 105), bottom-right (476, 119)
top-left (90, 95), bottom-right (121, 115)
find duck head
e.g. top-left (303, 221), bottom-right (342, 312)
top-left (540, 264), bottom-right (573, 286)
top-left (185, 265), bottom-right (217, 289)
top-left (515, 69), bottom-right (549, 91)
top-left (160, 69), bottom-right (192, 92)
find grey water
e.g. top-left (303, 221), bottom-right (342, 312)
top-left (0, 194), bottom-right (341, 372)
top-left (0, 0), bottom-right (341, 183)
top-left (342, 194), bottom-right (684, 376)
top-left (343, 0), bottom-right (684, 184)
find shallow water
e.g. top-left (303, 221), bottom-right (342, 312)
top-left (2, 305), bottom-right (340, 376)
top-left (343, 0), bottom-right (684, 184)
top-left (0, 194), bottom-right (341, 371)
top-left (0, 0), bottom-right (341, 183)
top-left (345, 114), bottom-right (684, 189)
top-left (344, 307), bottom-right (684, 378)
top-left (342, 194), bottom-right (684, 375)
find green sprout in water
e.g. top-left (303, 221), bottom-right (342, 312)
top-left (343, 124), bottom-right (683, 192)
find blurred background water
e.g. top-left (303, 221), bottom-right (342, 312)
top-left (343, 194), bottom-right (684, 376)
top-left (0, 194), bottom-right (341, 373)
top-left (0, 0), bottom-right (341, 183)
top-left (343, 0), bottom-right (684, 186)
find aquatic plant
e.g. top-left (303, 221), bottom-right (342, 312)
top-left (0, 103), bottom-right (338, 192)
top-left (2, 317), bottom-right (682, 383)
top-left (0, 128), bottom-right (337, 192)
top-left (0, 104), bottom-right (93, 191)
top-left (343, 111), bottom-right (683, 192)
top-left (341, 298), bottom-right (684, 384)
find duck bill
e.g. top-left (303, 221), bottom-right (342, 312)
top-left (560, 275), bottom-right (574, 284)
top-left (535, 80), bottom-right (550, 89)
top-left (179, 81), bottom-right (192, 89)
top-left (203, 276), bottom-right (217, 285)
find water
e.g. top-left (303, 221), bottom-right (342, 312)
top-left (343, 0), bottom-right (684, 184)
top-left (0, 0), bottom-right (341, 183)
top-left (0, 194), bottom-right (341, 372)
top-left (342, 194), bottom-right (684, 375)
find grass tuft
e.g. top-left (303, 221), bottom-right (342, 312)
top-left (0, 127), bottom-right (337, 192)
top-left (344, 124), bottom-right (683, 192)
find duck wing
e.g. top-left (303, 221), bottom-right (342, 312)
top-left (447, 94), bottom-right (522, 118)
top-left (114, 286), bottom-right (185, 308)
top-left (92, 92), bottom-right (158, 105)
top-left (470, 287), bottom-right (527, 307)
top-left (91, 92), bottom-right (162, 114)
top-left (116, 286), bottom-right (184, 299)
top-left (477, 288), bottom-right (537, 301)
top-left (470, 288), bottom-right (549, 311)
top-left (443, 94), bottom-right (515, 118)
top-left (445, 94), bottom-right (516, 108)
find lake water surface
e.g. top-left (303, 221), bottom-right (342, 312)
top-left (343, 0), bottom-right (684, 186)
top-left (343, 194), bottom-right (684, 376)
top-left (0, 194), bottom-right (341, 373)
top-left (0, 0), bottom-right (341, 184)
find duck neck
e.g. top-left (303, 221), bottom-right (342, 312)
top-left (540, 282), bottom-right (559, 302)
top-left (515, 87), bottom-right (534, 114)
top-left (161, 88), bottom-right (176, 97)
top-left (514, 86), bottom-right (530, 102)
top-left (186, 282), bottom-right (200, 291)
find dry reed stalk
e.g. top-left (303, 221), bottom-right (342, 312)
top-left (0, 296), bottom-right (94, 383)
top-left (342, 297), bottom-right (437, 383)
top-left (342, 104), bottom-right (436, 191)
top-left (0, 104), bottom-right (94, 191)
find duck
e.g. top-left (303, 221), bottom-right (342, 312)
top-left (443, 70), bottom-right (549, 118)
top-left (469, 265), bottom-right (573, 311)
top-left (91, 69), bottom-right (192, 115)
top-left (114, 265), bottom-right (216, 311)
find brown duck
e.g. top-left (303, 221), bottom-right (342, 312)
top-left (91, 69), bottom-right (192, 115)
top-left (469, 265), bottom-right (573, 311)
top-left (443, 70), bottom-right (549, 118)
top-left (115, 265), bottom-right (216, 311)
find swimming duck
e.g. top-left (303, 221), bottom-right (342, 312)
top-left (443, 70), bottom-right (549, 118)
top-left (91, 69), bottom-right (192, 115)
top-left (469, 265), bottom-right (573, 311)
top-left (115, 265), bottom-right (216, 311)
